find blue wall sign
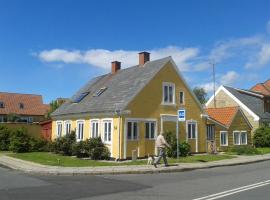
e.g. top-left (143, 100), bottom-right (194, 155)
top-left (178, 109), bottom-right (186, 121)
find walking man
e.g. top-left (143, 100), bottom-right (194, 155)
top-left (153, 132), bottom-right (171, 168)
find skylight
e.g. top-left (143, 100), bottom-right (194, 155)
top-left (93, 87), bottom-right (107, 97)
top-left (72, 92), bottom-right (89, 103)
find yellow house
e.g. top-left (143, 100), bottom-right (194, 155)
top-left (51, 52), bottom-right (207, 159)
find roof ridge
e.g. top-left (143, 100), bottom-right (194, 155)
top-left (0, 91), bottom-right (43, 96)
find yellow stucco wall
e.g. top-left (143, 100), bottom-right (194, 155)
top-left (124, 62), bottom-right (207, 156)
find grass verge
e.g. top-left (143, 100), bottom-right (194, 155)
top-left (8, 152), bottom-right (235, 167)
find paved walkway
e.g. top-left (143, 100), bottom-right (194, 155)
top-left (1, 154), bottom-right (270, 175)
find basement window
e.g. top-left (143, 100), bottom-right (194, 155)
top-left (93, 87), bottom-right (107, 97)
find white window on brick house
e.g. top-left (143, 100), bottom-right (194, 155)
top-left (91, 120), bottom-right (99, 138)
top-left (187, 121), bottom-right (197, 139)
top-left (220, 131), bottom-right (228, 146)
top-left (179, 91), bottom-right (185, 105)
top-left (64, 120), bottom-right (71, 135)
top-left (76, 120), bottom-right (84, 141)
top-left (127, 121), bottom-right (139, 140)
top-left (145, 121), bottom-right (155, 139)
top-left (234, 131), bottom-right (247, 145)
top-left (162, 82), bottom-right (175, 104)
top-left (103, 120), bottom-right (112, 143)
top-left (56, 121), bottom-right (63, 137)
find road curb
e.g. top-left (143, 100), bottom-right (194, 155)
top-left (1, 155), bottom-right (270, 176)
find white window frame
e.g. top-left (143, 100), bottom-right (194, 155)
top-left (28, 117), bottom-right (33, 123)
top-left (64, 120), bottom-right (71, 135)
top-left (0, 116), bottom-right (3, 122)
top-left (90, 119), bottom-right (99, 138)
top-left (179, 91), bottom-right (185, 105)
top-left (127, 121), bottom-right (139, 141)
top-left (102, 119), bottom-right (113, 144)
top-left (186, 120), bottom-right (197, 139)
top-left (56, 121), bottom-right (63, 137)
top-left (233, 131), bottom-right (241, 145)
top-left (76, 120), bottom-right (85, 141)
top-left (162, 82), bottom-right (175, 105)
top-left (241, 131), bottom-right (248, 145)
top-left (145, 121), bottom-right (156, 140)
top-left (220, 131), bottom-right (228, 146)
top-left (233, 130), bottom-right (248, 145)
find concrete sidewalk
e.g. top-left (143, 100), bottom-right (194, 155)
top-left (1, 154), bottom-right (270, 175)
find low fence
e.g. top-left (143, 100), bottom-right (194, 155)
top-left (0, 122), bottom-right (42, 139)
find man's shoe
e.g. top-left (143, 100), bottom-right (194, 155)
top-left (153, 163), bottom-right (157, 168)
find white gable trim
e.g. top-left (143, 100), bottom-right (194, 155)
top-left (206, 85), bottom-right (260, 121)
top-left (169, 58), bottom-right (205, 113)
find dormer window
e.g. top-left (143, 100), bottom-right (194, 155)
top-left (93, 87), bottom-right (107, 97)
top-left (19, 103), bottom-right (24, 109)
top-left (0, 102), bottom-right (4, 108)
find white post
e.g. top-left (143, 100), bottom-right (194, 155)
top-left (176, 120), bottom-right (179, 159)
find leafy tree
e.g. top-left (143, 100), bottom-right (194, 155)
top-left (46, 99), bottom-right (66, 119)
top-left (193, 87), bottom-right (208, 105)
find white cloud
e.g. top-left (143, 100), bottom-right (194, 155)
top-left (200, 82), bottom-right (216, 93)
top-left (220, 71), bottom-right (239, 85)
top-left (37, 46), bottom-right (200, 72)
top-left (245, 43), bottom-right (270, 68)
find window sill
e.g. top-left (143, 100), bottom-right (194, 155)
top-left (127, 139), bottom-right (139, 141)
top-left (220, 144), bottom-right (228, 147)
top-left (161, 103), bottom-right (177, 106)
top-left (104, 141), bottom-right (112, 145)
top-left (145, 138), bottom-right (155, 140)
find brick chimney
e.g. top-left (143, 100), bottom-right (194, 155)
top-left (139, 52), bottom-right (150, 65)
top-left (111, 61), bottom-right (121, 74)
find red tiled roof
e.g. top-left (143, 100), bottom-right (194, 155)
top-left (206, 107), bottom-right (239, 127)
top-left (0, 92), bottom-right (49, 116)
top-left (250, 83), bottom-right (270, 95)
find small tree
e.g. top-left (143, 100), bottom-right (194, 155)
top-left (0, 125), bottom-right (11, 150)
top-left (193, 87), bottom-right (208, 105)
top-left (253, 126), bottom-right (270, 147)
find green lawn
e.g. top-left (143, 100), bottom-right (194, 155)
top-left (8, 152), bottom-right (235, 167)
top-left (256, 147), bottom-right (270, 154)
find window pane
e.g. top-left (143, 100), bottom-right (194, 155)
top-left (164, 86), bottom-right (168, 102)
top-left (192, 124), bottom-right (196, 138)
top-left (241, 132), bottom-right (247, 144)
top-left (104, 123), bottom-right (108, 141)
top-left (133, 122), bottom-right (137, 139)
top-left (145, 123), bottom-right (149, 139)
top-left (108, 122), bottom-right (111, 141)
top-left (169, 86), bottom-right (173, 103)
top-left (151, 122), bottom-right (155, 139)
top-left (234, 132), bottom-right (240, 145)
top-left (180, 92), bottom-right (184, 104)
top-left (127, 122), bottom-right (132, 139)
top-left (188, 124), bottom-right (191, 138)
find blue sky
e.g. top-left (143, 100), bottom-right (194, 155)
top-left (1, 0), bottom-right (270, 103)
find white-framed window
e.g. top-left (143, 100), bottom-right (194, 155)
top-left (162, 82), bottom-right (175, 104)
top-left (90, 120), bottom-right (99, 138)
top-left (64, 120), bottom-right (71, 135)
top-left (187, 121), bottom-right (197, 139)
top-left (241, 131), bottom-right (247, 145)
top-left (76, 120), bottom-right (84, 141)
top-left (0, 116), bottom-right (3, 122)
top-left (234, 131), bottom-right (247, 145)
top-left (220, 131), bottom-right (228, 146)
top-left (56, 121), bottom-right (63, 137)
top-left (145, 121), bottom-right (155, 139)
top-left (127, 121), bottom-right (139, 140)
top-left (103, 120), bottom-right (112, 143)
top-left (179, 91), bottom-right (185, 105)
top-left (207, 124), bottom-right (215, 141)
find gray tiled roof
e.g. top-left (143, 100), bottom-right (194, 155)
top-left (51, 57), bottom-right (172, 117)
top-left (224, 86), bottom-right (270, 120)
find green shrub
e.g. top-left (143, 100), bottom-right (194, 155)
top-left (29, 137), bottom-right (48, 152)
top-left (71, 141), bottom-right (88, 158)
top-left (165, 131), bottom-right (191, 158)
top-left (50, 131), bottom-right (76, 155)
top-left (228, 145), bottom-right (260, 155)
top-left (9, 128), bottom-right (30, 153)
top-left (0, 125), bottom-right (11, 150)
top-left (253, 127), bottom-right (270, 147)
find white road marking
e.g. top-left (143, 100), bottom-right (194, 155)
top-left (193, 179), bottom-right (270, 200)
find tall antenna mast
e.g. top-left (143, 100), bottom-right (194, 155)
top-left (210, 61), bottom-right (216, 108)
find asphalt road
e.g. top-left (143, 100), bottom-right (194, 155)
top-left (1, 160), bottom-right (270, 200)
